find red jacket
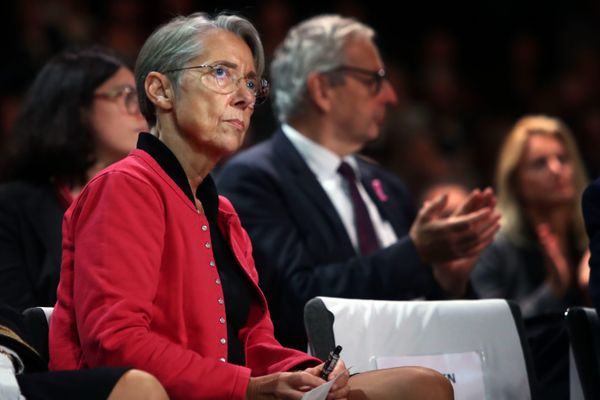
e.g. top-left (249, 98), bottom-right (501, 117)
top-left (49, 149), bottom-right (319, 399)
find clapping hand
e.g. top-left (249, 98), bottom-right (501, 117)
top-left (410, 188), bottom-right (501, 297)
top-left (537, 223), bottom-right (572, 297)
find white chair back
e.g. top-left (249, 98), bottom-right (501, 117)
top-left (306, 297), bottom-right (535, 400)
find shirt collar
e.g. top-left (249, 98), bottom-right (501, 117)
top-left (136, 132), bottom-right (219, 222)
top-left (281, 124), bottom-right (360, 180)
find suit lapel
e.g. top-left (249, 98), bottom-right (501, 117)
top-left (271, 131), bottom-right (355, 252)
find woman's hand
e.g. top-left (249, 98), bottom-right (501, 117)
top-left (537, 223), bottom-right (572, 297)
top-left (304, 359), bottom-right (350, 399)
top-left (246, 371), bottom-right (324, 399)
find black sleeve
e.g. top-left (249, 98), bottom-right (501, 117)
top-left (583, 181), bottom-right (600, 316)
top-left (0, 189), bottom-right (37, 311)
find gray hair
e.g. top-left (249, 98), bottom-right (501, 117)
top-left (271, 14), bottom-right (374, 123)
top-left (135, 12), bottom-right (265, 127)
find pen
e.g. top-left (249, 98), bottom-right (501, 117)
top-left (320, 345), bottom-right (342, 380)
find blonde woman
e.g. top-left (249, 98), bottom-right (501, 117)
top-left (473, 115), bottom-right (590, 317)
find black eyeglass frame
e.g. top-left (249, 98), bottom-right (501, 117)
top-left (163, 64), bottom-right (270, 105)
top-left (326, 65), bottom-right (386, 95)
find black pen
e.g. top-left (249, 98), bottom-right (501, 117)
top-left (320, 345), bottom-right (342, 380)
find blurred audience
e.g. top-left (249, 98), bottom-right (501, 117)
top-left (0, 46), bottom-right (147, 311)
top-left (473, 115), bottom-right (590, 317)
top-left (3, 2), bottom-right (600, 192)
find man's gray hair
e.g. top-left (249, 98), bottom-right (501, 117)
top-left (135, 12), bottom-right (265, 127)
top-left (271, 14), bottom-right (374, 123)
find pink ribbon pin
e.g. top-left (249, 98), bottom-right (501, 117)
top-left (371, 179), bottom-right (389, 202)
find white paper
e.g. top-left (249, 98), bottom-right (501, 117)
top-left (301, 373), bottom-right (343, 400)
top-left (371, 351), bottom-right (486, 400)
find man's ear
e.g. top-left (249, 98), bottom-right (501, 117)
top-left (306, 72), bottom-right (334, 113)
top-left (145, 72), bottom-right (174, 112)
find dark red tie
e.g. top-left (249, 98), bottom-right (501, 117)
top-left (338, 162), bottom-right (380, 255)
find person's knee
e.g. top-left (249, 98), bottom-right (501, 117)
top-left (108, 369), bottom-right (169, 400)
top-left (348, 366), bottom-right (453, 400)
top-left (412, 367), bottom-right (454, 400)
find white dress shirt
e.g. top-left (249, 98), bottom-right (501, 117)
top-left (282, 124), bottom-right (398, 253)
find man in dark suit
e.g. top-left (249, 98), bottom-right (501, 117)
top-left (217, 14), bottom-right (500, 350)
top-left (582, 180), bottom-right (600, 315)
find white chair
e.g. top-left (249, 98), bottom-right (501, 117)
top-left (304, 297), bottom-right (537, 400)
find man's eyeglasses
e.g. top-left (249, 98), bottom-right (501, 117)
top-left (164, 64), bottom-right (270, 106)
top-left (95, 85), bottom-right (140, 115)
top-left (327, 65), bottom-right (386, 95)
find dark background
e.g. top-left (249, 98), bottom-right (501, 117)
top-left (3, 0), bottom-right (600, 198)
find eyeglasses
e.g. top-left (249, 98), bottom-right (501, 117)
top-left (95, 85), bottom-right (140, 115)
top-left (327, 65), bottom-right (386, 95)
top-left (164, 64), bottom-right (270, 105)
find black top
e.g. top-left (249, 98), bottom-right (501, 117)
top-left (0, 181), bottom-right (65, 311)
top-left (137, 133), bottom-right (251, 365)
top-left (474, 227), bottom-right (585, 318)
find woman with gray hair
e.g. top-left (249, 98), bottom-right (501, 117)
top-left (48, 12), bottom-right (452, 400)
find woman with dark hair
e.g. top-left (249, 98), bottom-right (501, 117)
top-left (0, 46), bottom-right (148, 311)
